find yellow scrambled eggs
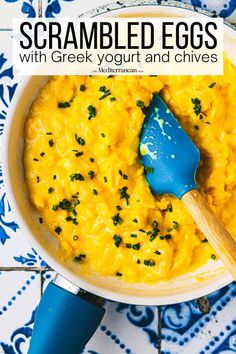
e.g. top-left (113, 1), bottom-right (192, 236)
top-left (24, 58), bottom-right (236, 284)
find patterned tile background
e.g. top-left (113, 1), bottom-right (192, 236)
top-left (0, 1), bottom-right (236, 353)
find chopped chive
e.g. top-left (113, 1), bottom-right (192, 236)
top-left (75, 134), bottom-right (85, 145)
top-left (33, 158), bottom-right (39, 161)
top-left (131, 233), bottom-right (137, 238)
top-left (58, 101), bottom-right (70, 108)
top-left (46, 132), bottom-right (52, 135)
top-left (53, 175), bottom-right (57, 179)
top-left (209, 82), bottom-right (216, 88)
top-left (55, 226), bottom-right (62, 235)
top-left (173, 221), bottom-right (179, 229)
top-left (99, 86), bottom-right (111, 100)
top-left (93, 189), bottom-right (98, 195)
top-left (126, 243), bottom-right (132, 249)
top-left (116, 272), bottom-right (122, 277)
top-left (155, 250), bottom-right (161, 255)
top-left (101, 133), bottom-right (105, 138)
top-left (104, 176), bottom-right (107, 183)
top-left (113, 234), bottom-right (122, 247)
top-left (144, 259), bottom-right (155, 266)
top-left (137, 259), bottom-right (141, 264)
top-left (211, 254), bottom-right (216, 260)
top-left (36, 176), bottom-right (40, 183)
top-left (132, 243), bottom-right (140, 250)
top-left (90, 157), bottom-right (95, 162)
top-left (139, 229), bottom-right (145, 233)
top-left (194, 125), bottom-right (199, 130)
top-left (73, 200), bottom-right (80, 207)
top-left (116, 205), bottom-right (122, 211)
top-left (75, 151), bottom-right (83, 157)
top-left (165, 234), bottom-right (172, 240)
top-left (152, 220), bottom-right (158, 229)
top-left (39, 217), bottom-right (43, 224)
top-left (149, 230), bottom-right (159, 242)
top-left (202, 238), bottom-right (208, 243)
top-left (136, 100), bottom-right (145, 108)
top-left (80, 84), bottom-right (86, 92)
top-left (48, 139), bottom-right (54, 147)
top-left (112, 213), bottom-right (123, 226)
top-left (88, 170), bottom-right (95, 180)
top-left (146, 231), bottom-right (152, 235)
top-left (74, 254), bottom-right (86, 262)
top-left (119, 186), bottom-right (130, 205)
top-left (110, 97), bottom-right (116, 102)
top-left (40, 152), bottom-right (45, 157)
top-left (88, 105), bottom-right (96, 120)
top-left (48, 187), bottom-right (54, 194)
top-left (133, 218), bottom-right (138, 223)
top-left (70, 173), bottom-right (85, 181)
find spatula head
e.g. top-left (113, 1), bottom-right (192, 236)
top-left (139, 94), bottom-right (200, 199)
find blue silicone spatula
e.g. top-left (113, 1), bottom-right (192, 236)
top-left (140, 94), bottom-right (236, 280)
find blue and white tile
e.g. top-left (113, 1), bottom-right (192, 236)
top-left (81, 302), bottom-right (158, 354)
top-left (42, 0), bottom-right (109, 18)
top-left (0, 32), bottom-right (44, 267)
top-left (0, 271), bottom-right (40, 354)
top-left (42, 0), bottom-right (236, 22)
top-left (161, 282), bottom-right (236, 354)
top-left (0, 0), bottom-right (37, 29)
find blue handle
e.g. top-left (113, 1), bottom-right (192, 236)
top-left (28, 282), bottom-right (105, 354)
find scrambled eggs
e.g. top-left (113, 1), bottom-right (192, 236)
top-left (24, 58), bottom-right (236, 284)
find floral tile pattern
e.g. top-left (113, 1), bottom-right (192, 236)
top-left (42, 0), bottom-right (236, 21)
top-left (0, 1), bottom-right (236, 354)
top-left (0, 0), bottom-right (37, 29)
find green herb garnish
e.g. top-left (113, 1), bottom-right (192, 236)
top-left (119, 186), bottom-right (130, 205)
top-left (173, 221), bottom-right (179, 229)
top-left (74, 254), bottom-right (86, 262)
top-left (75, 134), bottom-right (85, 145)
top-left (93, 189), bottom-right (98, 195)
top-left (116, 272), bottom-right (122, 276)
top-left (144, 259), bottom-right (155, 266)
top-left (132, 243), bottom-right (140, 250)
top-left (70, 173), bottom-right (85, 181)
top-left (55, 226), bottom-right (62, 235)
top-left (99, 86), bottom-right (111, 100)
top-left (75, 151), bottom-right (83, 157)
top-left (48, 139), bottom-right (54, 147)
top-left (88, 105), bottom-right (96, 120)
top-left (88, 170), bottom-right (95, 179)
top-left (48, 187), bottom-right (54, 194)
top-left (136, 100), bottom-right (145, 108)
top-left (58, 101), bottom-right (70, 108)
top-left (113, 234), bottom-right (122, 247)
top-left (80, 84), bottom-right (86, 92)
top-left (155, 250), bottom-right (161, 255)
top-left (209, 82), bottom-right (216, 88)
top-left (211, 254), bottom-right (216, 260)
top-left (112, 213), bottom-right (123, 226)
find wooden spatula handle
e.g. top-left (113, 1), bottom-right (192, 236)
top-left (182, 189), bottom-right (236, 280)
